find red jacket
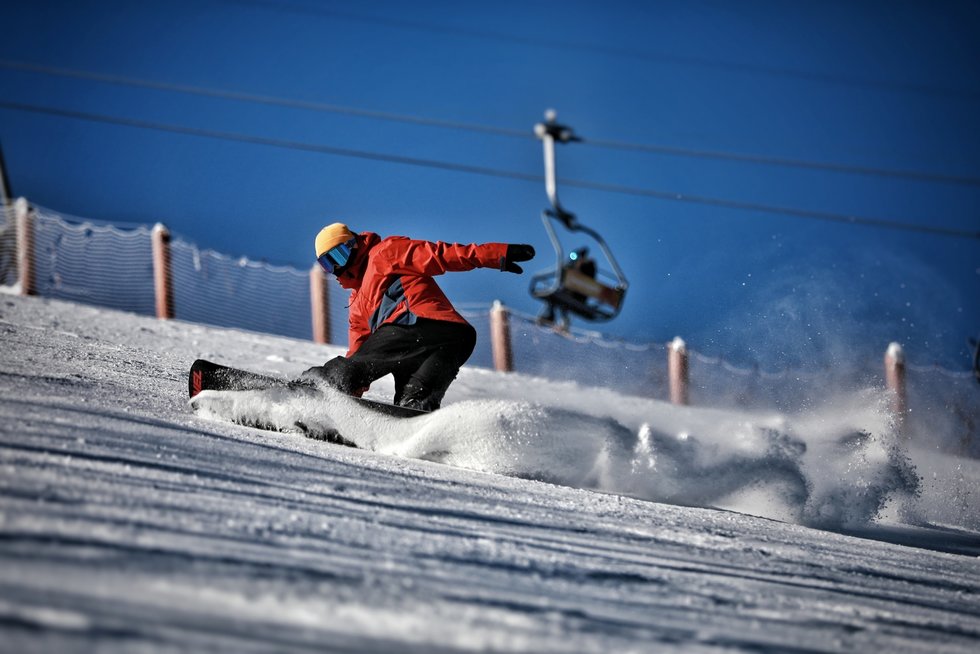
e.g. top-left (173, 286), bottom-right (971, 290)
top-left (336, 232), bottom-right (509, 356)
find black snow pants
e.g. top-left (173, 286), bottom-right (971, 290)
top-left (302, 318), bottom-right (477, 411)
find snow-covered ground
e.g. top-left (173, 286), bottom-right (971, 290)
top-left (1, 293), bottom-right (979, 652)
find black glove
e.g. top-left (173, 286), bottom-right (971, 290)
top-left (500, 244), bottom-right (535, 274)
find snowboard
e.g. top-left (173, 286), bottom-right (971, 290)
top-left (188, 359), bottom-right (430, 419)
top-left (188, 359), bottom-right (428, 446)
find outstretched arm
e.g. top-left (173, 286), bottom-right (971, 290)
top-left (381, 238), bottom-right (533, 276)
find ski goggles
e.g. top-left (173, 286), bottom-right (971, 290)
top-left (317, 238), bottom-right (356, 274)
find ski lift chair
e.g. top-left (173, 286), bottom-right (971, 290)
top-left (530, 208), bottom-right (628, 324)
top-left (528, 110), bottom-right (629, 326)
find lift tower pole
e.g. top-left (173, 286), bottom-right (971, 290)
top-left (534, 110), bottom-right (580, 226)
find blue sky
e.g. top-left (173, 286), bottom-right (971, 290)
top-left (1, 0), bottom-right (978, 371)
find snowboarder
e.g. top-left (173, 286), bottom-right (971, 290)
top-left (301, 223), bottom-right (535, 411)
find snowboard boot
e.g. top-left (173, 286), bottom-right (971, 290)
top-left (298, 356), bottom-right (367, 394)
top-left (396, 379), bottom-right (446, 412)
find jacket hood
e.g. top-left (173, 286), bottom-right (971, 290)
top-left (335, 231), bottom-right (381, 290)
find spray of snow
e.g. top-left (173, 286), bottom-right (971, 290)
top-left (192, 376), bottom-right (921, 531)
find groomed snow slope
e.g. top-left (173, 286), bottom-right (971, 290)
top-left (1, 294), bottom-right (979, 652)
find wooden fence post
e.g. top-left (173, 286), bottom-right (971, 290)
top-left (490, 300), bottom-right (514, 372)
top-left (15, 198), bottom-right (35, 296)
top-left (884, 342), bottom-right (907, 434)
top-left (310, 264), bottom-right (331, 344)
top-left (151, 223), bottom-right (174, 319)
top-left (668, 336), bottom-right (689, 406)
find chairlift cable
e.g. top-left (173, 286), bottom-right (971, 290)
top-left (1, 99), bottom-right (977, 242)
top-left (3, 59), bottom-right (978, 187)
top-left (225, 0), bottom-right (980, 101)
